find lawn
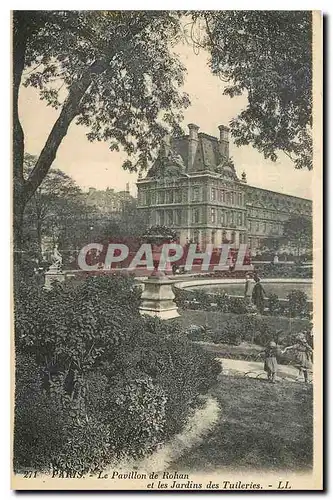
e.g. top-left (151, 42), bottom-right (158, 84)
top-left (171, 376), bottom-right (313, 472)
top-left (177, 309), bottom-right (309, 337)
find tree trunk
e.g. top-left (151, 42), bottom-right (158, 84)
top-left (13, 12), bottom-right (28, 269)
top-left (13, 199), bottom-right (25, 272)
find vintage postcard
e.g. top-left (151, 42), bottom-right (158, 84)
top-left (11, 10), bottom-right (323, 491)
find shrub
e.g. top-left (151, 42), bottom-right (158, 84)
top-left (186, 324), bottom-right (206, 341)
top-left (14, 275), bottom-right (142, 391)
top-left (215, 291), bottom-right (230, 312)
top-left (228, 296), bottom-right (248, 314)
top-left (173, 287), bottom-right (188, 309)
top-left (267, 293), bottom-right (280, 315)
top-left (253, 263), bottom-right (312, 279)
top-left (14, 353), bottom-right (68, 471)
top-left (191, 289), bottom-right (212, 310)
top-left (107, 316), bottom-right (221, 438)
top-left (287, 289), bottom-right (309, 317)
top-left (208, 314), bottom-right (276, 347)
top-left (14, 277), bottom-right (221, 470)
top-left (85, 372), bottom-right (167, 460)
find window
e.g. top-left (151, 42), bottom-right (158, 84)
top-left (226, 212), bottom-right (230, 225)
top-left (211, 231), bottom-right (216, 245)
top-left (211, 188), bottom-right (216, 201)
top-left (263, 222), bottom-right (267, 233)
top-left (222, 230), bottom-right (227, 243)
top-left (238, 193), bottom-right (242, 206)
top-left (221, 210), bottom-right (225, 226)
top-left (211, 208), bottom-right (216, 224)
top-left (165, 190), bottom-right (173, 204)
top-left (231, 192), bottom-right (235, 204)
top-left (225, 192), bottom-right (230, 204)
top-left (256, 222), bottom-right (260, 232)
top-left (175, 209), bottom-right (182, 225)
top-left (138, 191), bottom-right (143, 205)
top-left (192, 186), bottom-right (200, 202)
top-left (166, 210), bottom-right (173, 226)
top-left (150, 191), bottom-right (156, 205)
top-left (230, 231), bottom-right (236, 244)
top-left (238, 212), bottom-right (243, 226)
top-left (230, 211), bottom-right (234, 224)
top-left (174, 189), bottom-right (181, 203)
top-left (157, 210), bottom-right (165, 226)
top-left (221, 190), bottom-right (225, 203)
top-left (248, 220), bottom-right (252, 231)
top-left (193, 208), bottom-right (200, 224)
top-left (158, 191), bottom-right (165, 204)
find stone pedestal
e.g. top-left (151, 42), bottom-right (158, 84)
top-left (139, 271), bottom-right (179, 320)
top-left (44, 268), bottom-right (66, 290)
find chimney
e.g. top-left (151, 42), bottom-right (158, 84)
top-left (218, 125), bottom-right (230, 158)
top-left (163, 131), bottom-right (171, 157)
top-left (188, 123), bottom-right (199, 170)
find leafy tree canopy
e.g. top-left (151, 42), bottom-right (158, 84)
top-left (13, 10), bottom-right (190, 262)
top-left (192, 11), bottom-right (313, 170)
top-left (283, 215), bottom-right (312, 255)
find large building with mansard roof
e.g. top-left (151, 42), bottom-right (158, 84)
top-left (136, 124), bottom-right (312, 253)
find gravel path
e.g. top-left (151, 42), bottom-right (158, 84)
top-left (217, 357), bottom-right (312, 382)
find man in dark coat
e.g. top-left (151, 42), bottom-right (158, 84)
top-left (252, 276), bottom-right (266, 314)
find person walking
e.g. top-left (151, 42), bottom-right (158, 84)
top-left (251, 276), bottom-right (266, 314)
top-left (281, 333), bottom-right (313, 383)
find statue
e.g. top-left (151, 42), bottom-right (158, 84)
top-left (50, 244), bottom-right (63, 272)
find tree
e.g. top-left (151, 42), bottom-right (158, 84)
top-left (23, 154), bottom-right (85, 261)
top-left (190, 11), bottom-right (312, 170)
top-left (261, 236), bottom-right (285, 253)
top-left (283, 215), bottom-right (312, 257)
top-left (13, 11), bottom-right (189, 265)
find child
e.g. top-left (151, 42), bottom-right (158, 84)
top-left (264, 341), bottom-right (277, 384)
top-left (262, 341), bottom-right (278, 383)
top-left (281, 333), bottom-right (313, 383)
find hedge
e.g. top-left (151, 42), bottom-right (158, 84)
top-left (174, 287), bottom-right (312, 319)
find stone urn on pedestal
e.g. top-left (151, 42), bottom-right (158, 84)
top-left (139, 227), bottom-right (179, 320)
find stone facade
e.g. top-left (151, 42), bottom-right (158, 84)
top-left (137, 124), bottom-right (312, 253)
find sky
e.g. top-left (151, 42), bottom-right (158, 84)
top-left (18, 38), bottom-right (313, 200)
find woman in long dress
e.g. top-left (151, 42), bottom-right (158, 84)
top-left (281, 333), bottom-right (313, 383)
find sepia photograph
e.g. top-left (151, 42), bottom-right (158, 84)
top-left (11, 9), bottom-right (323, 490)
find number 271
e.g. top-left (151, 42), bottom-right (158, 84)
top-left (23, 471), bottom-right (37, 478)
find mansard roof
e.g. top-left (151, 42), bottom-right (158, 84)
top-left (244, 184), bottom-right (312, 214)
top-left (146, 128), bottom-right (239, 180)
